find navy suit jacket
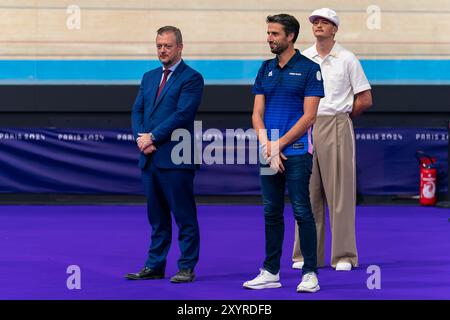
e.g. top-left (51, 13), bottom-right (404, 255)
top-left (131, 60), bottom-right (204, 170)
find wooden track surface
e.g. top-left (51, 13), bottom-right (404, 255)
top-left (1, 0), bottom-right (450, 59)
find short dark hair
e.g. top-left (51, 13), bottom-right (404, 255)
top-left (157, 26), bottom-right (183, 45)
top-left (266, 14), bottom-right (300, 43)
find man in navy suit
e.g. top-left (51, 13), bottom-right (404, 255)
top-left (126, 26), bottom-right (204, 283)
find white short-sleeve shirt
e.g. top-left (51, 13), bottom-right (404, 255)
top-left (302, 42), bottom-right (371, 116)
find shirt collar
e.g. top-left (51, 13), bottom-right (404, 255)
top-left (311, 41), bottom-right (341, 59)
top-left (329, 42), bottom-right (341, 58)
top-left (276, 49), bottom-right (301, 69)
top-left (163, 58), bottom-right (182, 73)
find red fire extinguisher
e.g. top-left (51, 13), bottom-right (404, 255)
top-left (416, 151), bottom-right (437, 206)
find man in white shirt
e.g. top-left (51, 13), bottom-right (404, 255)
top-left (292, 8), bottom-right (372, 271)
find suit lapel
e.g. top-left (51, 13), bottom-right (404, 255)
top-left (154, 72), bottom-right (178, 107)
top-left (150, 61), bottom-right (186, 117)
top-left (148, 68), bottom-right (162, 111)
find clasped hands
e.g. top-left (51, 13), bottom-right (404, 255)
top-left (260, 139), bottom-right (287, 174)
top-left (136, 133), bottom-right (156, 155)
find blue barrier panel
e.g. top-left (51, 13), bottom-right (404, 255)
top-left (0, 128), bottom-right (447, 195)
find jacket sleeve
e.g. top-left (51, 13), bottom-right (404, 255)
top-left (130, 74), bottom-right (146, 140)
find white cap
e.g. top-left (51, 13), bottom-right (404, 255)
top-left (309, 8), bottom-right (340, 27)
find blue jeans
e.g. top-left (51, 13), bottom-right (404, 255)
top-left (260, 153), bottom-right (318, 275)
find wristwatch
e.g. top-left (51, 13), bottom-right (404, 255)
top-left (149, 132), bottom-right (156, 142)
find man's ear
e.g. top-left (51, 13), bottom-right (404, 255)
top-left (287, 32), bottom-right (295, 43)
top-left (333, 26), bottom-right (338, 36)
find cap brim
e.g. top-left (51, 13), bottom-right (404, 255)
top-left (308, 15), bottom-right (338, 26)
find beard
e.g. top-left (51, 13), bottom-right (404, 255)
top-left (159, 52), bottom-right (182, 68)
top-left (159, 57), bottom-right (174, 67)
top-left (270, 41), bottom-right (288, 55)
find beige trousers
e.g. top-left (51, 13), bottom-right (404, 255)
top-left (292, 113), bottom-right (358, 268)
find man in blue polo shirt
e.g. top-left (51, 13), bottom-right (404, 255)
top-left (243, 13), bottom-right (324, 293)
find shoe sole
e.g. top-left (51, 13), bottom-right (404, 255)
top-left (125, 275), bottom-right (165, 280)
top-left (297, 285), bottom-right (320, 293)
top-left (292, 263), bottom-right (304, 270)
top-left (170, 277), bottom-right (195, 283)
top-left (243, 282), bottom-right (282, 290)
top-left (336, 268), bottom-right (352, 271)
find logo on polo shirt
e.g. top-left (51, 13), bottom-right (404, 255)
top-left (316, 71), bottom-right (322, 81)
top-left (268, 71), bottom-right (273, 77)
top-left (289, 72), bottom-right (302, 76)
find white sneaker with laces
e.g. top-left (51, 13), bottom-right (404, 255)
top-left (292, 261), bottom-right (304, 269)
top-left (243, 268), bottom-right (282, 289)
top-left (336, 262), bottom-right (352, 271)
top-left (297, 272), bottom-right (320, 293)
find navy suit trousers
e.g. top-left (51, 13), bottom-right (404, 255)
top-left (141, 160), bottom-right (199, 271)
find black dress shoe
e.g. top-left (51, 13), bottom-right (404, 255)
top-left (170, 269), bottom-right (195, 283)
top-left (125, 267), bottom-right (165, 280)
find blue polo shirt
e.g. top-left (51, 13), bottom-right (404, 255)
top-left (253, 49), bottom-right (324, 156)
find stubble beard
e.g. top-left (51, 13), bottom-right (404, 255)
top-left (270, 42), bottom-right (288, 55)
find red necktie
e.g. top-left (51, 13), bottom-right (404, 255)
top-left (157, 69), bottom-right (171, 98)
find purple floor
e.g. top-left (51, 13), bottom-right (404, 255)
top-left (0, 204), bottom-right (449, 300)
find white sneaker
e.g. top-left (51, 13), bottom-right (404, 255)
top-left (292, 261), bottom-right (304, 269)
top-left (336, 262), bottom-right (352, 271)
top-left (243, 268), bottom-right (282, 289)
top-left (297, 272), bottom-right (320, 293)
